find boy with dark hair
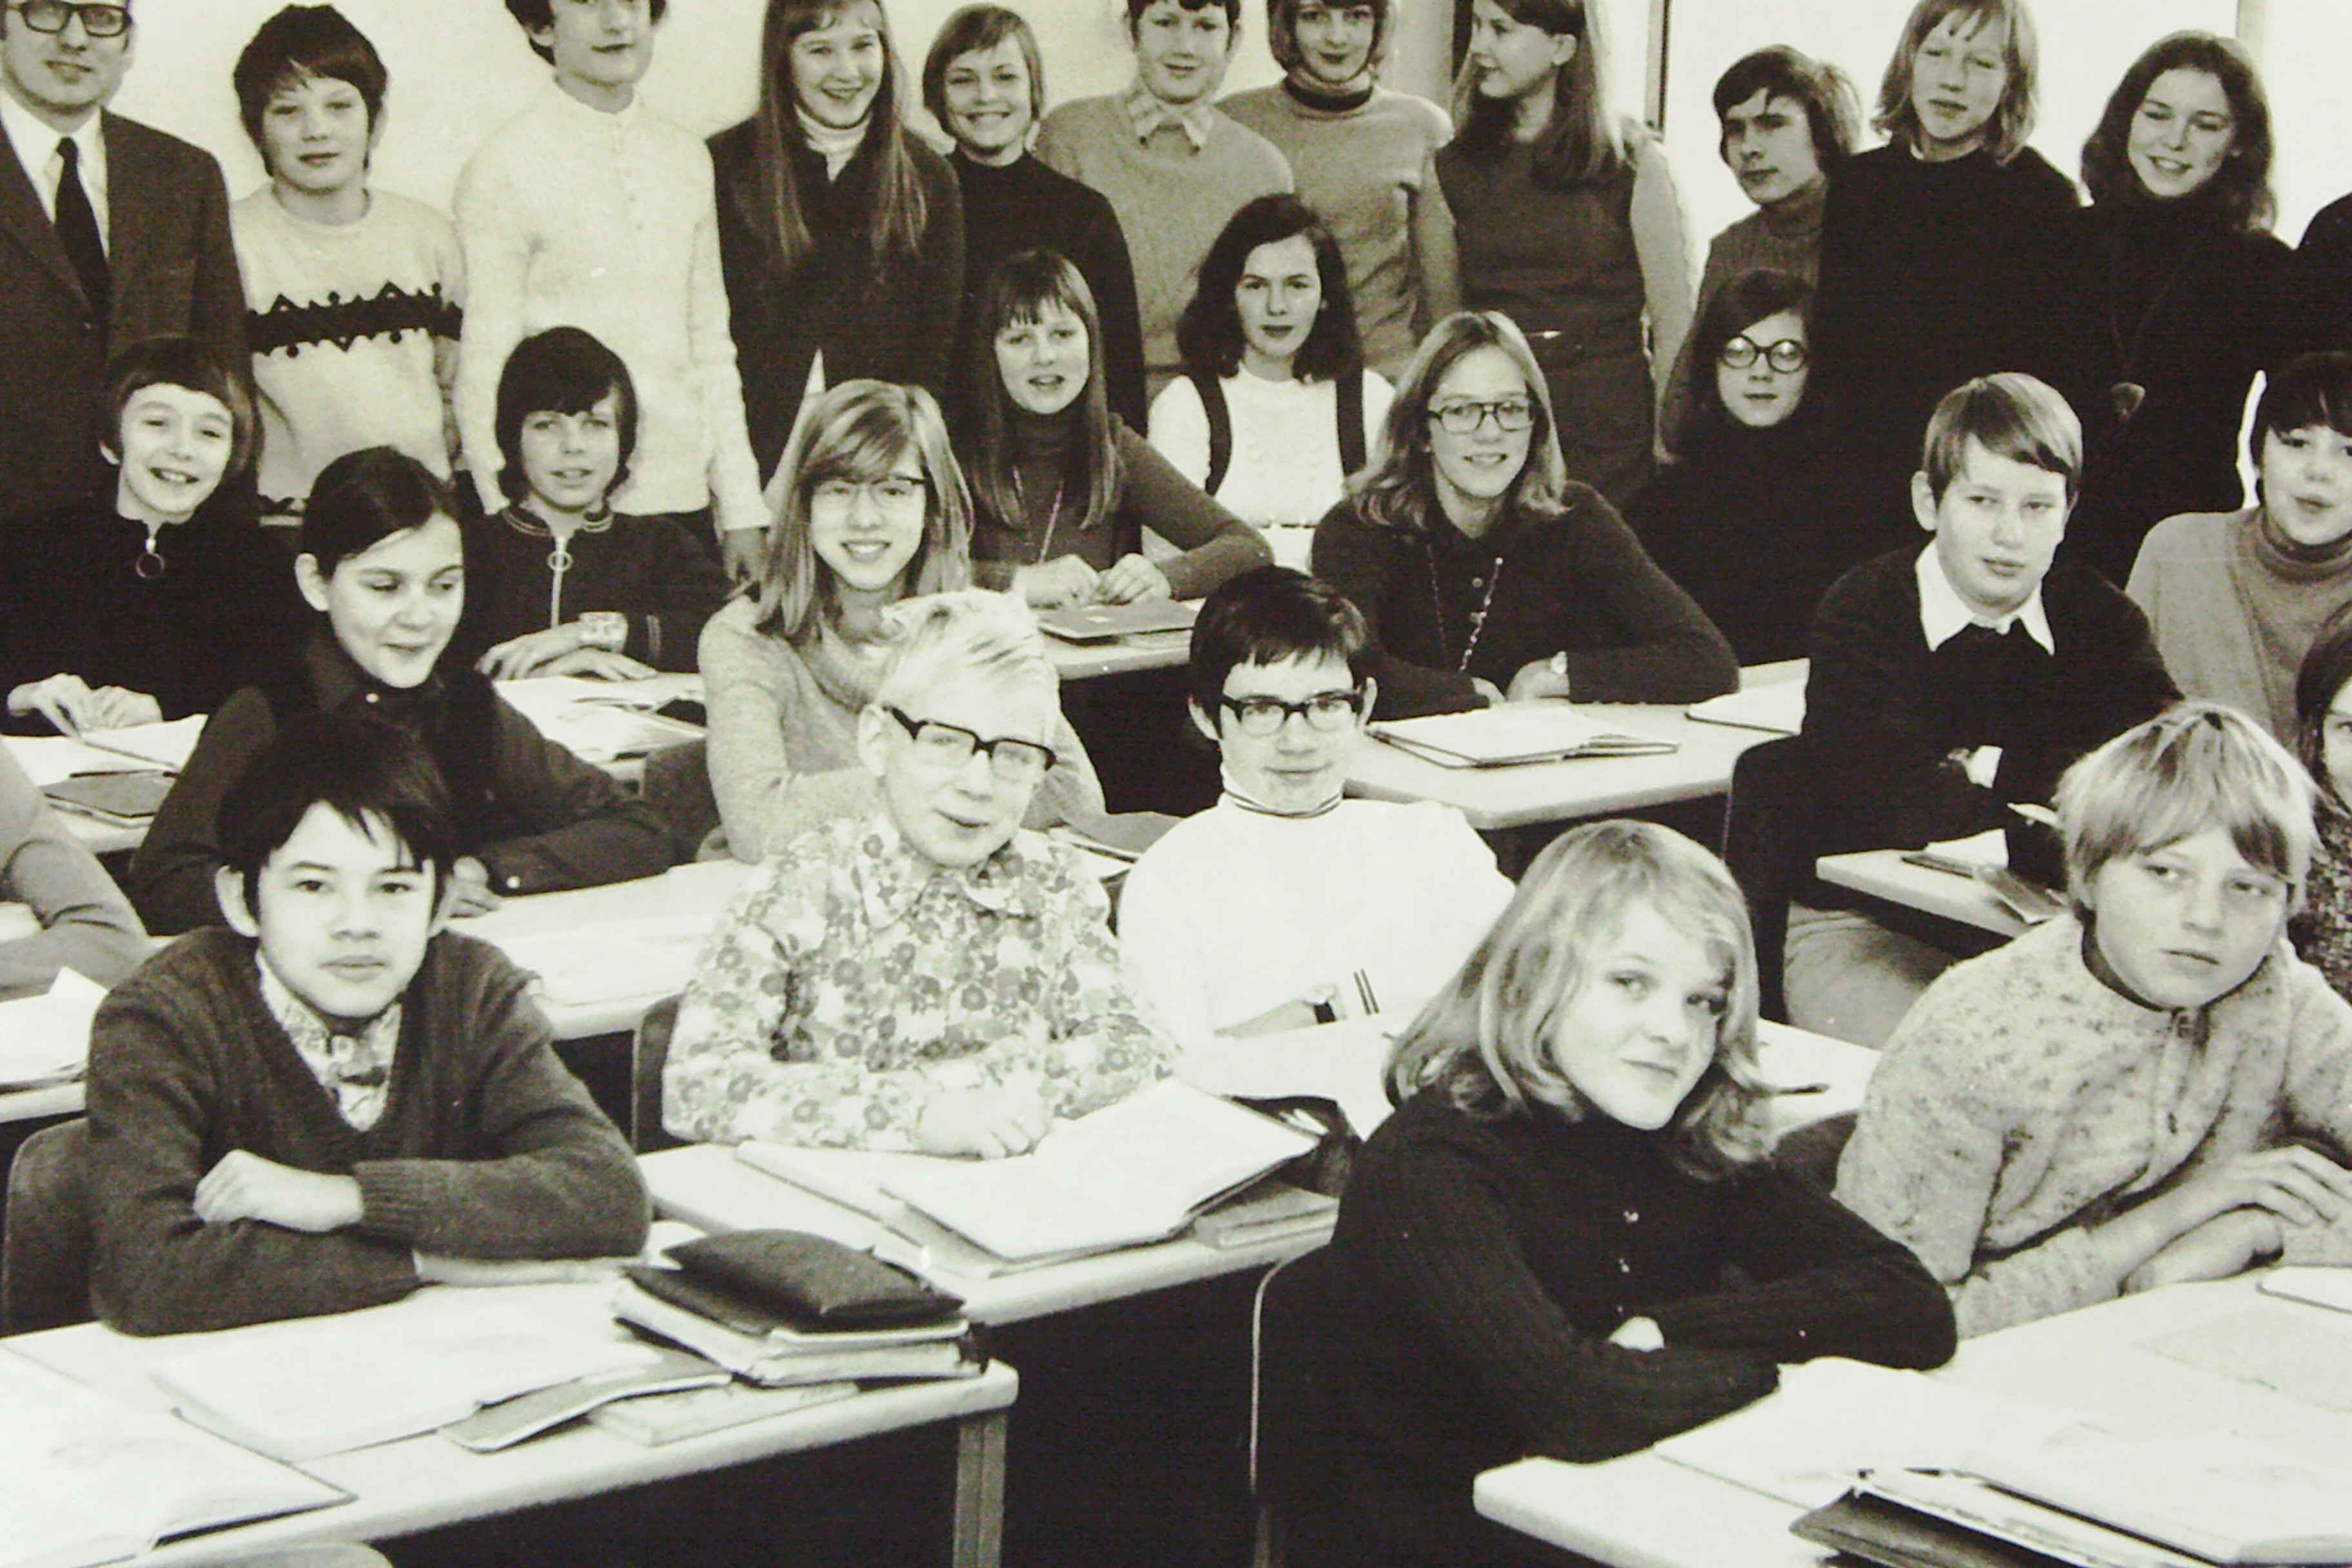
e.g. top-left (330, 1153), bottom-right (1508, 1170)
top-left (86, 711), bottom-right (649, 1336)
top-left (1792, 373), bottom-right (2177, 1046)
top-left (1119, 566), bottom-right (1510, 1044)
top-left (1038, 0), bottom-right (1291, 397)
top-left (230, 4), bottom-right (464, 528)
top-left (456, 0), bottom-right (762, 549)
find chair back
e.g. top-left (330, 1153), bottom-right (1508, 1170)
top-left (642, 738), bottom-right (720, 857)
top-left (632, 993), bottom-right (687, 1153)
top-left (1771, 1109), bottom-right (1857, 1194)
top-left (1721, 733), bottom-right (1816, 1023)
top-left (1250, 1248), bottom-right (1348, 1567)
top-left (3, 1118), bottom-right (93, 1334)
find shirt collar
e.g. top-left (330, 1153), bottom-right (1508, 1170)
top-left (1122, 84), bottom-right (1215, 151)
top-left (257, 954), bottom-right (402, 1131)
top-left (0, 88), bottom-right (104, 204)
top-left (1915, 545), bottom-right (2054, 654)
top-left (852, 811), bottom-right (1052, 928)
top-left (305, 628), bottom-right (447, 721)
top-left (543, 79), bottom-right (643, 131)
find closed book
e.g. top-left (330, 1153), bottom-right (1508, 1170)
top-left (623, 1264), bottom-right (969, 1349)
top-left (1190, 1181), bottom-right (1338, 1250)
top-left (612, 1280), bottom-right (986, 1387)
top-left (1796, 1470), bottom-right (2208, 1568)
top-left (585, 1380), bottom-right (862, 1446)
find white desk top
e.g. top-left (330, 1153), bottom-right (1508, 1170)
top-left (1475, 1274), bottom-right (2350, 1568)
top-left (1815, 849), bottom-right (2026, 937)
top-left (10, 1280), bottom-right (1016, 1564)
top-left (1344, 664), bottom-right (1805, 832)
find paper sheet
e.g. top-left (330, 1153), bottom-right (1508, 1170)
top-left (0, 968), bottom-right (107, 1088)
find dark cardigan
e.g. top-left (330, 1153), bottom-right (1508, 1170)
top-left (1306, 1091), bottom-right (1955, 1565)
top-left (1311, 486), bottom-right (1738, 718)
top-left (950, 151), bottom-right (1148, 432)
top-left (128, 633), bottom-right (676, 934)
top-left (710, 120), bottom-right (965, 480)
top-left (0, 491), bottom-right (299, 727)
top-left (86, 927), bottom-right (649, 1335)
top-left (1801, 547), bottom-right (2178, 858)
top-left (454, 506), bottom-right (729, 672)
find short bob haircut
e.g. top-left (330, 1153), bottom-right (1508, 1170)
top-left (300, 446), bottom-right (458, 578)
top-left (1125, 0), bottom-right (1240, 32)
top-left (1712, 44), bottom-right (1861, 171)
top-left (1352, 310), bottom-right (1569, 537)
top-left (1874, 0), bottom-right (2040, 166)
top-left (2295, 603), bottom-right (2352, 812)
top-left (102, 336), bottom-right (260, 488)
top-left (493, 326), bottom-right (640, 505)
top-left (1185, 564), bottom-right (1373, 720)
top-left (2081, 31), bottom-right (2274, 232)
top-left (1175, 193), bottom-right (1362, 384)
top-left (504, 0), bottom-right (668, 65)
top-left (921, 5), bottom-right (1045, 132)
top-left (1451, 0), bottom-right (1629, 188)
top-left (961, 250), bottom-right (1124, 541)
top-left (870, 586), bottom-right (1059, 721)
top-left (217, 708), bottom-right (461, 912)
top-left (2249, 351), bottom-right (2352, 475)
top-left (754, 379), bottom-right (972, 643)
top-left (1688, 268), bottom-right (1813, 435)
top-left (2055, 700), bottom-right (2313, 921)
top-left (1386, 819), bottom-right (1767, 1181)
top-left (1266, 0), bottom-right (1395, 79)
top-left (1917, 372), bottom-right (2082, 505)
top-left (233, 5), bottom-right (387, 153)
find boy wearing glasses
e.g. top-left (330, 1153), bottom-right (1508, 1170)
top-left (1119, 567), bottom-right (1509, 1044)
top-left (664, 589), bottom-right (1171, 1156)
top-left (0, 0), bottom-right (245, 518)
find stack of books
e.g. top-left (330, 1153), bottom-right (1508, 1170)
top-left (613, 1231), bottom-right (983, 1391)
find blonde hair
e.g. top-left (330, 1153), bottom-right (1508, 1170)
top-left (1386, 819), bottom-right (1768, 1180)
top-left (1918, 372), bottom-right (2082, 504)
top-left (2056, 701), bottom-right (2315, 919)
top-left (1450, 0), bottom-right (1629, 186)
top-left (750, 380), bottom-right (973, 641)
top-left (872, 587), bottom-right (1059, 718)
top-left (1352, 311), bottom-right (1571, 536)
top-left (1874, 0), bottom-right (2040, 164)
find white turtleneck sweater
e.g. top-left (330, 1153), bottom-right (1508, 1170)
top-left (1117, 794), bottom-right (1511, 1045)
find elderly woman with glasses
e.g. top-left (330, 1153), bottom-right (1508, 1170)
top-left (1310, 310), bottom-right (1735, 718)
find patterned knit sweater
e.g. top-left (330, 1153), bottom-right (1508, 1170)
top-left (1836, 917), bottom-right (2352, 1337)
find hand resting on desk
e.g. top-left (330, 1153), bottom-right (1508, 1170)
top-left (916, 1079), bottom-right (1052, 1158)
top-left (2094, 1145), bottom-right (2352, 1289)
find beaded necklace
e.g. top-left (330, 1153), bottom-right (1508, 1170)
top-left (1013, 472), bottom-right (1067, 564)
top-left (1426, 543), bottom-right (1505, 671)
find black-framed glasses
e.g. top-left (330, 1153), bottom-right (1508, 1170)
top-left (1718, 336), bottom-right (1808, 373)
top-left (10, 1), bottom-right (130, 37)
top-left (1217, 688), bottom-right (1365, 736)
top-left (1427, 397), bottom-right (1536, 436)
top-left (883, 706), bottom-right (1057, 782)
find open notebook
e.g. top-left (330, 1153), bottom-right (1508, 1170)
top-left (1370, 705), bottom-right (1675, 768)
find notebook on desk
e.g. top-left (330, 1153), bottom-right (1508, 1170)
top-left (40, 769), bottom-right (173, 824)
top-left (1370, 705), bottom-right (1676, 768)
top-left (1037, 599), bottom-right (1199, 642)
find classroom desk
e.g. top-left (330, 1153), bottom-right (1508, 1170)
top-left (1474, 1273), bottom-right (2350, 1568)
top-left (1342, 662), bottom-right (1807, 831)
top-left (1044, 627), bottom-right (1193, 681)
top-left (1815, 849), bottom-right (2026, 938)
top-left (11, 1280), bottom-right (1019, 1567)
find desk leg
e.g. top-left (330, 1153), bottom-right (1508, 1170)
top-left (951, 1407), bottom-right (1008, 1568)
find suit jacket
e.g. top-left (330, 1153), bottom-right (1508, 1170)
top-left (0, 110), bottom-right (246, 518)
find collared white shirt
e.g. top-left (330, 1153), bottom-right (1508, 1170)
top-left (1914, 544), bottom-right (2054, 654)
top-left (0, 87), bottom-right (108, 248)
top-left (1122, 84), bottom-right (1215, 152)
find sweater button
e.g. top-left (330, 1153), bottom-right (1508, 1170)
top-left (1623, 1208), bottom-right (1640, 1225)
top-left (1616, 1257), bottom-right (1631, 1275)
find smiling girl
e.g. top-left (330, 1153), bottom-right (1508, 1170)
top-left (128, 447), bottom-right (676, 935)
top-left (2057, 32), bottom-right (2300, 587)
top-left (1810, 0), bottom-right (2077, 521)
top-left (699, 378), bottom-right (1102, 863)
top-left (2129, 351), bottom-right (2352, 740)
top-left (1, 337), bottom-right (296, 737)
top-left (1299, 820), bottom-right (1953, 1565)
top-left (710, 0), bottom-right (963, 498)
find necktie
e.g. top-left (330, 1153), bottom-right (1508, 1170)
top-left (53, 137), bottom-right (109, 324)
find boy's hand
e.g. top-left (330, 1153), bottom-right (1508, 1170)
top-left (1095, 554), bottom-right (1171, 604)
top-left (721, 530), bottom-right (765, 583)
top-left (477, 626), bottom-right (587, 679)
top-left (195, 1151), bottom-right (364, 1233)
top-left (2123, 1208), bottom-right (2284, 1294)
top-left (444, 856), bottom-right (505, 917)
top-left (540, 649), bottom-right (656, 681)
top-left (8, 674), bottom-right (160, 735)
top-left (1012, 556), bottom-right (1101, 608)
top-left (915, 1083), bottom-right (1052, 1159)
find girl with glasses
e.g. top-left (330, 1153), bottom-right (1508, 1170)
top-left (699, 378), bottom-right (1101, 863)
top-left (1311, 311), bottom-right (1734, 719)
top-left (1625, 270), bottom-right (1880, 663)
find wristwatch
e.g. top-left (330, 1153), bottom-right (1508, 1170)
top-left (579, 612), bottom-right (628, 653)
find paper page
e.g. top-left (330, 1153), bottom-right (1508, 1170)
top-left (0, 969), bottom-right (106, 1089)
top-left (1687, 683), bottom-right (1805, 735)
top-left (2259, 1266), bottom-right (2352, 1314)
top-left (493, 915), bottom-right (716, 1007)
top-left (1921, 827), bottom-right (2008, 866)
top-left (4, 735), bottom-right (150, 789)
top-left (2142, 1306), bottom-right (2352, 1415)
top-left (0, 1348), bottom-right (345, 1567)
top-left (1372, 705), bottom-right (1674, 765)
top-left (1174, 1014), bottom-right (1400, 1140)
top-left (1654, 1357), bottom-right (2082, 1511)
top-left (495, 677), bottom-right (703, 763)
top-left (81, 715), bottom-right (206, 772)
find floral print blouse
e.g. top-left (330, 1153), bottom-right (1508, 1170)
top-left (663, 812), bottom-right (1174, 1149)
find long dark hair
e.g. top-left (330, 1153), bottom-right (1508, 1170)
top-left (1175, 194), bottom-right (1361, 384)
top-left (2081, 30), bottom-right (2274, 232)
top-left (737, 0), bottom-right (933, 273)
top-left (961, 250), bottom-right (1122, 538)
top-left (1451, 0), bottom-right (1628, 187)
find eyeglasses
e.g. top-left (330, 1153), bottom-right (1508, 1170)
top-left (1718, 336), bottom-right (1808, 373)
top-left (1427, 397), bottom-right (1536, 436)
top-left (9, 1), bottom-right (130, 37)
top-left (1217, 689), bottom-right (1365, 736)
top-left (810, 475), bottom-right (928, 511)
top-left (883, 706), bottom-right (1057, 783)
